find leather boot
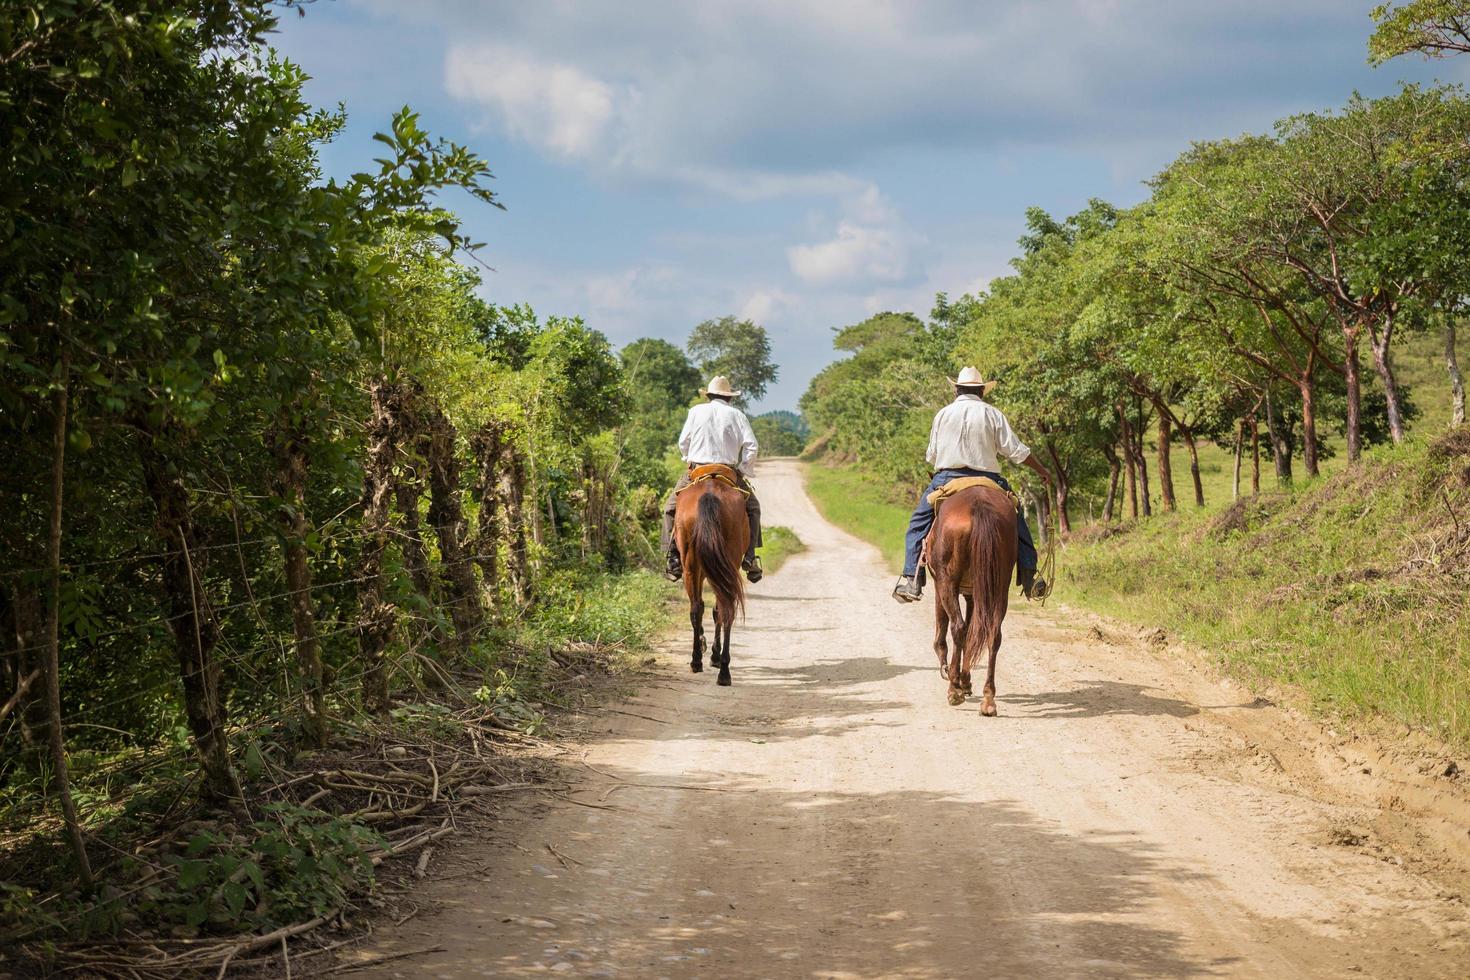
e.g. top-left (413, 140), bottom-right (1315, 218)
top-left (665, 549), bottom-right (682, 583)
top-left (1018, 567), bottom-right (1049, 600)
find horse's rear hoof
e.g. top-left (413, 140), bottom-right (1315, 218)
top-left (691, 662), bottom-right (703, 673)
top-left (717, 672), bottom-right (731, 687)
top-left (947, 689), bottom-right (965, 706)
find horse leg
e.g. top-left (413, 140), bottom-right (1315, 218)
top-left (689, 591), bottom-right (705, 674)
top-left (716, 606), bottom-right (733, 687)
top-left (959, 595), bottom-right (974, 698)
top-left (932, 596), bottom-right (950, 677)
top-left (981, 625), bottom-right (1002, 717)
top-left (942, 590), bottom-right (967, 705)
top-left (712, 613), bottom-right (724, 670)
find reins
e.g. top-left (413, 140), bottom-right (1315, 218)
top-left (1034, 497), bottom-right (1058, 606)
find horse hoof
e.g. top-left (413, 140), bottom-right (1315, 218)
top-left (980, 701), bottom-right (997, 717)
top-left (947, 689), bottom-right (966, 707)
top-left (691, 662), bottom-right (703, 673)
top-left (717, 672), bottom-right (732, 687)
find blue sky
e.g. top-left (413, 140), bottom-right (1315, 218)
top-left (271, 1), bottom-right (1463, 413)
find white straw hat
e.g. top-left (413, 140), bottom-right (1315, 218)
top-left (701, 375), bottom-right (742, 398)
top-left (949, 366), bottom-right (998, 395)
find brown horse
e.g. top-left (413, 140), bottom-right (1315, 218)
top-left (674, 465), bottom-right (749, 686)
top-left (925, 485), bottom-right (1018, 715)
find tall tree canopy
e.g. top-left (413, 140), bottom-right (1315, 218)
top-left (686, 316), bottom-right (778, 405)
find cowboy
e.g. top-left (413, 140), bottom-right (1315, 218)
top-left (892, 366), bottom-right (1052, 604)
top-left (662, 375), bottom-right (764, 583)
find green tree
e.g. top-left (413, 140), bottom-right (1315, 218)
top-left (752, 413), bottom-right (807, 456)
top-left (618, 338), bottom-right (701, 490)
top-left (686, 316), bottom-right (778, 405)
top-left (1369, 2), bottom-right (1470, 61)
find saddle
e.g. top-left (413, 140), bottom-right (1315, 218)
top-left (676, 463), bottom-right (749, 496)
top-left (926, 476), bottom-right (1020, 511)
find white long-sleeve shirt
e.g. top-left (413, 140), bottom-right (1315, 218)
top-left (925, 394), bottom-right (1031, 472)
top-left (678, 400), bottom-right (759, 475)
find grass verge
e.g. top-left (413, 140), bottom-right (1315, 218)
top-left (803, 464), bottom-right (912, 572)
top-left (758, 526), bottom-right (806, 575)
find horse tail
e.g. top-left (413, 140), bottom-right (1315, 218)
top-left (693, 488), bottom-right (745, 620)
top-left (963, 492), bottom-right (1013, 668)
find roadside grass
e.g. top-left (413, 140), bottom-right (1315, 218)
top-left (519, 567), bottom-right (676, 657)
top-left (803, 464), bottom-right (912, 572)
top-left (803, 431), bottom-right (1470, 751)
top-left (758, 526), bottom-right (806, 575)
top-left (0, 567), bottom-right (675, 964)
top-left (1063, 431), bottom-right (1470, 749)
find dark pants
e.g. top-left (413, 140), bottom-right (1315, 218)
top-left (902, 468), bottom-right (1036, 577)
top-left (662, 468), bottom-right (762, 562)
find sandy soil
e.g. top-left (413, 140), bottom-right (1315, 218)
top-left (345, 459), bottom-right (1469, 979)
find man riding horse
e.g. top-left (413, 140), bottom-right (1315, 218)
top-left (892, 366), bottom-right (1052, 604)
top-left (662, 375), bottom-right (764, 584)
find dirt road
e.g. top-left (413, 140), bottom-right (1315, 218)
top-left (352, 459), bottom-right (1469, 978)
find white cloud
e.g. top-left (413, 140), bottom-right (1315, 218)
top-left (787, 182), bottom-right (925, 286)
top-left (444, 44), bottom-right (620, 159)
top-left (787, 222), bottom-right (914, 286)
top-left (738, 289), bottom-right (794, 324)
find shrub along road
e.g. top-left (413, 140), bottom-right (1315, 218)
top-left (344, 460), bottom-right (1469, 978)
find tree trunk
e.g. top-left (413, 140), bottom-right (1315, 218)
top-left (394, 458), bottom-right (438, 641)
top-left (1101, 443), bottom-right (1120, 522)
top-left (140, 440), bottom-right (244, 812)
top-left (1343, 325), bottom-right (1364, 463)
top-left (1134, 418), bottom-right (1152, 517)
top-left (502, 441), bottom-right (532, 608)
top-left (1155, 412), bottom-right (1176, 512)
top-left (7, 584), bottom-right (47, 745)
top-left (1044, 444), bottom-right (1071, 533)
top-left (356, 379), bottom-right (402, 715)
top-left (1368, 316), bottom-right (1406, 444)
top-left (0, 587), bottom-right (40, 728)
top-left (45, 366), bottom-right (93, 888)
top-left (1179, 425), bottom-right (1204, 507)
top-left (270, 427), bottom-right (326, 748)
top-left (1120, 434), bottom-right (1139, 519)
top-left (424, 402), bottom-right (483, 657)
top-left (1447, 315), bottom-right (1466, 427)
top-left (470, 423), bottom-right (503, 604)
top-left (1232, 419), bottom-right (1243, 501)
top-left (1298, 378), bottom-right (1320, 478)
top-left (1117, 408), bottom-right (1139, 519)
top-left (1264, 390), bottom-right (1293, 485)
top-left (1250, 413), bottom-right (1261, 494)
top-left (1054, 477), bottom-right (1071, 534)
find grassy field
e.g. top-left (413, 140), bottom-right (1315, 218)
top-left (758, 525), bottom-right (807, 575)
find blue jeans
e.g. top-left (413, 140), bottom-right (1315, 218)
top-left (901, 469), bottom-right (1037, 577)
